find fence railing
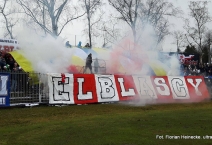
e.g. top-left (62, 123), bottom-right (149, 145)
top-left (82, 59), bottom-right (107, 74)
top-left (0, 71), bottom-right (49, 106)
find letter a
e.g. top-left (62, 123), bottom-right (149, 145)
top-left (138, 77), bottom-right (155, 98)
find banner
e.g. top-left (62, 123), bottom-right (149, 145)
top-left (160, 52), bottom-right (199, 65)
top-left (48, 73), bottom-right (74, 104)
top-left (0, 39), bottom-right (18, 52)
top-left (48, 74), bottom-right (209, 105)
top-left (0, 73), bottom-right (10, 107)
top-left (9, 51), bottom-right (34, 73)
top-left (0, 38), bottom-right (18, 52)
top-left (178, 54), bottom-right (198, 65)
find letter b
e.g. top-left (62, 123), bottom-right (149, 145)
top-left (98, 77), bottom-right (115, 99)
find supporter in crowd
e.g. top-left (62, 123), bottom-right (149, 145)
top-left (4, 53), bottom-right (11, 64)
top-left (183, 67), bottom-right (190, 76)
top-left (8, 57), bottom-right (15, 70)
top-left (199, 64), bottom-right (204, 75)
top-left (94, 58), bottom-right (99, 73)
top-left (208, 68), bottom-right (212, 77)
top-left (3, 64), bottom-right (10, 71)
top-left (83, 53), bottom-right (93, 74)
top-left (11, 62), bottom-right (21, 92)
top-left (0, 55), bottom-right (6, 69)
top-left (192, 66), bottom-right (199, 76)
top-left (77, 41), bottom-right (82, 48)
top-left (84, 43), bottom-right (90, 48)
top-left (65, 41), bottom-right (72, 48)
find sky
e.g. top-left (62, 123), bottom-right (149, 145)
top-left (163, 0), bottom-right (212, 52)
top-left (60, 0), bottom-right (212, 52)
top-left (0, 0), bottom-right (212, 52)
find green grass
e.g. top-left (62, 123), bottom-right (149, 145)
top-left (1, 102), bottom-right (212, 145)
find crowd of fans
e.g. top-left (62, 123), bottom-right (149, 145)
top-left (181, 63), bottom-right (212, 93)
top-left (0, 51), bottom-right (27, 92)
top-left (181, 63), bottom-right (212, 77)
top-left (0, 51), bottom-right (22, 72)
top-left (65, 41), bottom-right (91, 48)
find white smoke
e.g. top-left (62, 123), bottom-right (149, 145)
top-left (16, 28), bottom-right (75, 73)
top-left (14, 23), bottom-right (183, 107)
top-left (109, 23), bottom-right (182, 106)
top-left (167, 56), bottom-right (181, 76)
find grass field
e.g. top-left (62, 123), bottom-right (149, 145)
top-left (1, 101), bottom-right (212, 145)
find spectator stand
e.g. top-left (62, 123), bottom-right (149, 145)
top-left (0, 49), bottom-right (211, 107)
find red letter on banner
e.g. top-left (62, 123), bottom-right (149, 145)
top-left (114, 75), bottom-right (139, 101)
top-left (73, 74), bottom-right (98, 104)
top-left (151, 76), bottom-right (174, 103)
top-left (184, 76), bottom-right (209, 101)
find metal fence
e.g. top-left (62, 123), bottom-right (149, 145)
top-left (1, 71), bottom-right (212, 106)
top-left (4, 61), bottom-right (107, 106)
top-left (4, 64), bottom-right (106, 106)
top-left (1, 71), bottom-right (49, 106)
top-left (82, 59), bottom-right (107, 74)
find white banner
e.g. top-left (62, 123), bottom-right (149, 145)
top-left (95, 74), bottom-right (119, 103)
top-left (48, 73), bottom-right (74, 104)
top-left (47, 74), bottom-right (209, 105)
top-left (133, 76), bottom-right (157, 99)
top-left (0, 38), bottom-right (18, 52)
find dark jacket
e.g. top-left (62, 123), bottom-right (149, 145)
top-left (86, 54), bottom-right (92, 66)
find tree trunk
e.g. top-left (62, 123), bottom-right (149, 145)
top-left (200, 53), bottom-right (203, 64)
top-left (132, 25), bottom-right (136, 49)
top-left (52, 25), bottom-right (58, 37)
top-left (208, 46), bottom-right (211, 64)
top-left (43, 5), bottom-right (47, 35)
top-left (88, 15), bottom-right (92, 47)
top-left (52, 17), bottom-right (58, 37)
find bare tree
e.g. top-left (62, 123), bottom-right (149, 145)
top-left (138, 0), bottom-right (181, 48)
top-left (16, 0), bottom-right (85, 37)
top-left (108, 0), bottom-right (140, 44)
top-left (204, 30), bottom-right (212, 64)
top-left (80, 0), bottom-right (103, 47)
top-left (172, 31), bottom-right (186, 53)
top-left (184, 1), bottom-right (212, 63)
top-left (108, 0), bottom-right (181, 49)
top-left (0, 0), bottom-right (18, 39)
top-left (82, 10), bottom-right (104, 47)
top-left (98, 16), bottom-right (121, 47)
